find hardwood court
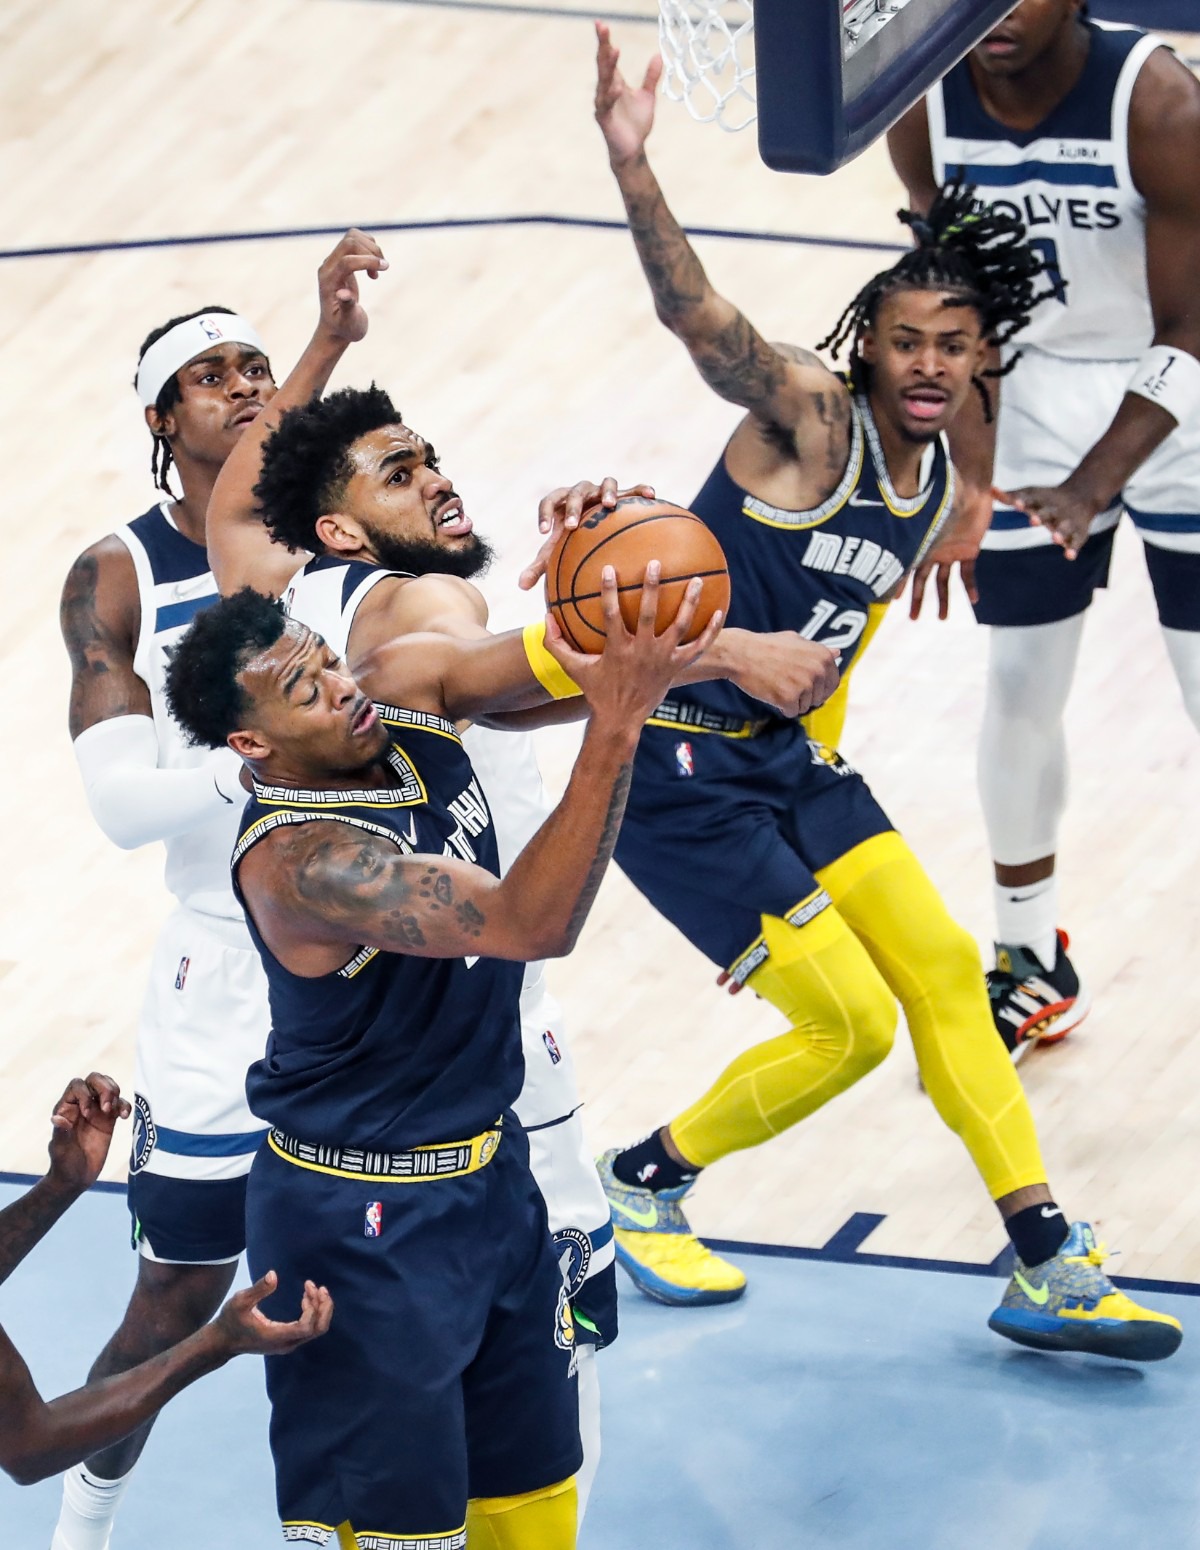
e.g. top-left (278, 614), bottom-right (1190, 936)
top-left (1, 0), bottom-right (1198, 1288)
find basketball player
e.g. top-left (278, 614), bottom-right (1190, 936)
top-left (203, 252), bottom-right (840, 1513)
top-left (889, 1), bottom-right (1200, 1052)
top-left (162, 578), bottom-right (714, 1550)
top-left (53, 230), bottom-right (384, 1550)
top-left (0, 1074), bottom-right (330, 1486)
top-left (534, 26), bottom-right (1184, 1361)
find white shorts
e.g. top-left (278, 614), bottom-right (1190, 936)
top-left (989, 347), bottom-right (1200, 553)
top-left (515, 971), bottom-right (616, 1346)
top-left (130, 905), bottom-right (270, 1186)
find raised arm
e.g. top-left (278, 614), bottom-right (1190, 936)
top-left (1000, 49), bottom-right (1200, 557)
top-left (0, 1077), bottom-right (331, 1484)
top-left (246, 572), bottom-right (715, 967)
top-left (594, 24), bottom-right (843, 441)
top-left (207, 230), bottom-right (388, 597)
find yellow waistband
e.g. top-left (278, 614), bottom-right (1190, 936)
top-left (267, 1124), bottom-right (503, 1182)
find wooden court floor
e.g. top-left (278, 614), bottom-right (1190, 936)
top-left (2, 0), bottom-right (1199, 1286)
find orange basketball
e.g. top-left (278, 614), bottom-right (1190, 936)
top-left (546, 494), bottom-right (731, 652)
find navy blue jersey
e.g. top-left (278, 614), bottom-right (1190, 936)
top-left (233, 706), bottom-right (524, 1149)
top-left (668, 396), bottom-right (953, 725)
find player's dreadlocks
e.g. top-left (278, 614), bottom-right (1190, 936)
top-left (135, 305), bottom-right (237, 495)
top-left (817, 180), bottom-right (1052, 422)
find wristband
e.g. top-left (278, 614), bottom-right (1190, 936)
top-left (522, 621), bottom-right (582, 700)
top-left (1127, 345), bottom-right (1200, 428)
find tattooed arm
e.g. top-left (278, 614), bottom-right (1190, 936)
top-left (594, 24), bottom-right (849, 456)
top-left (243, 568), bottom-right (713, 971)
top-left (61, 539), bottom-right (244, 847)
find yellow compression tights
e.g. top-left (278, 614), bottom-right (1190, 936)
top-left (466, 1477), bottom-right (577, 1549)
top-left (670, 832), bottom-right (1047, 1201)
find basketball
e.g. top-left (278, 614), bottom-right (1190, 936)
top-left (546, 493), bottom-right (731, 652)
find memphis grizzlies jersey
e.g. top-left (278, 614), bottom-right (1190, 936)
top-left (928, 22), bottom-right (1164, 362)
top-left (234, 709), bottom-right (524, 1149)
top-left (115, 502), bottom-right (243, 921)
top-left (668, 395), bottom-right (953, 726)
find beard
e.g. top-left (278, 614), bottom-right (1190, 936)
top-left (361, 521), bottom-right (496, 581)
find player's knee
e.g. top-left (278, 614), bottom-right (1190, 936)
top-left (844, 973), bottom-right (898, 1075)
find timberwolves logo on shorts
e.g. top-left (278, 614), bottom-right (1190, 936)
top-left (129, 1093), bottom-right (157, 1174)
top-left (553, 1226), bottom-right (592, 1297)
top-left (554, 1282), bottom-right (578, 1377)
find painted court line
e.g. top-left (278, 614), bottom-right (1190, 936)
top-left (0, 214), bottom-right (904, 266)
top-left (3, 1169), bottom-right (1194, 1298)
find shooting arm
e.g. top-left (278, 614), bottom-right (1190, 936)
top-left (269, 716), bottom-right (637, 963)
top-left (1062, 50), bottom-right (1200, 508)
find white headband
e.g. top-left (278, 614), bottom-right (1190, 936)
top-left (135, 313), bottom-right (267, 408)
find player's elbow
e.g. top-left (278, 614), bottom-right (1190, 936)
top-left (0, 1429), bottom-right (56, 1486)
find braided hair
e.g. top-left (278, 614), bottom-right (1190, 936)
top-left (134, 305), bottom-right (237, 496)
top-left (817, 180), bottom-right (1052, 422)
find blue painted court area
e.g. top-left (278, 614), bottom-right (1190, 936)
top-left (2, 1181), bottom-right (1197, 1548)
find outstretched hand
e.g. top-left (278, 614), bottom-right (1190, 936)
top-left (518, 479), bottom-right (655, 592)
top-left (47, 1075), bottom-right (131, 1192)
top-left (993, 482), bottom-right (1101, 562)
top-left (214, 1271), bottom-right (334, 1358)
top-left (595, 22), bottom-right (663, 166)
top-left (909, 483), bottom-right (991, 620)
top-left (317, 229), bottom-right (389, 346)
top-left (545, 562), bottom-right (723, 726)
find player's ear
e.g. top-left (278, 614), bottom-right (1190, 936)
top-left (858, 328), bottom-right (878, 366)
top-left (228, 728), bottom-right (269, 761)
top-left (145, 403), bottom-right (175, 440)
top-left (314, 512), bottom-right (368, 556)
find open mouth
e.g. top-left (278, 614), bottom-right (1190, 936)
top-left (433, 497), bottom-right (473, 538)
top-left (351, 699), bottom-right (378, 736)
top-left (902, 389), bottom-right (949, 422)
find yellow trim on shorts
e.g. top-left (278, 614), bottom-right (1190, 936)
top-left (267, 1127), bottom-right (503, 1182)
top-left (523, 621), bottom-right (582, 700)
top-left (727, 886), bottom-right (832, 978)
top-left (643, 715), bottom-right (766, 739)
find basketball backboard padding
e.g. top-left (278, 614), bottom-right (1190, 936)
top-left (754, 0), bottom-right (1018, 175)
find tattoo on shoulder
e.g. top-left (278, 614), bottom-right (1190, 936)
top-left (61, 548), bottom-right (141, 738)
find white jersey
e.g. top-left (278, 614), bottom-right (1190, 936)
top-left (928, 21), bottom-right (1163, 363)
top-left (115, 501), bottom-right (246, 921)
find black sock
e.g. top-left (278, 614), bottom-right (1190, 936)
top-left (1005, 1202), bottom-right (1069, 1267)
top-left (612, 1130), bottom-right (698, 1193)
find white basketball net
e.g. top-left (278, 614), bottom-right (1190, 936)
top-left (657, 0), bottom-right (919, 132)
top-left (658, 0), bottom-right (756, 133)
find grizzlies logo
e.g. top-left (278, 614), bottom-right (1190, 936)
top-left (806, 740), bottom-right (856, 777)
top-left (554, 1282), bottom-right (578, 1377)
top-left (129, 1093), bottom-right (157, 1175)
top-left (553, 1226), bottom-right (593, 1297)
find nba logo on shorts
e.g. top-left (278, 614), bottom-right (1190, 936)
top-left (174, 956), bottom-right (190, 991)
top-left (675, 741), bottom-right (694, 778)
top-left (542, 1029), bottom-right (562, 1065)
top-left (364, 1201), bottom-right (383, 1238)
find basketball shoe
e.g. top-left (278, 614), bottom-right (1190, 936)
top-left (987, 929), bottom-right (1090, 1061)
top-left (596, 1148), bottom-right (746, 1306)
top-left (989, 1221), bottom-right (1182, 1361)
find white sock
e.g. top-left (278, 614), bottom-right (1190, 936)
top-left (993, 876), bottom-right (1059, 970)
top-left (574, 1342), bottom-right (601, 1524)
top-left (50, 1464), bottom-right (134, 1550)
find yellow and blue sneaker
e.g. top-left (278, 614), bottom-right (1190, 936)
top-left (988, 1221), bottom-right (1182, 1361)
top-left (596, 1148), bottom-right (746, 1307)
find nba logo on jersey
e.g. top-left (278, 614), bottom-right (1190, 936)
top-left (675, 741), bottom-right (694, 778)
top-left (542, 1029), bottom-right (562, 1065)
top-left (174, 956), bottom-right (190, 991)
top-left (364, 1201), bottom-right (383, 1238)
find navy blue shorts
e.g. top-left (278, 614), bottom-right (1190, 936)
top-left (128, 1171), bottom-right (247, 1264)
top-left (973, 528), bottom-right (1117, 627)
top-left (246, 1126), bottom-right (581, 1543)
top-left (614, 720), bottom-right (893, 972)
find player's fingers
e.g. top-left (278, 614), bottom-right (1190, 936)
top-left (542, 612), bottom-right (593, 673)
top-left (908, 565), bottom-right (927, 621)
top-left (960, 556), bottom-right (979, 605)
top-left (245, 1269), bottom-right (279, 1309)
top-left (600, 566), bottom-right (630, 645)
top-left (644, 53), bottom-right (664, 93)
top-left (599, 477), bottom-right (620, 507)
top-left (536, 486), bottom-right (569, 534)
top-left (634, 561), bottom-right (663, 637)
top-left (518, 534), bottom-right (557, 591)
top-left (936, 563), bottom-right (951, 621)
top-left (675, 599), bottom-right (721, 663)
top-left (563, 481), bottom-right (600, 527)
top-left (86, 1073), bottom-right (121, 1114)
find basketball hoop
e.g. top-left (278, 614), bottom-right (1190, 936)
top-left (655, 0), bottom-right (920, 134)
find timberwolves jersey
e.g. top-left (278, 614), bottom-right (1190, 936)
top-left (115, 502), bottom-right (243, 921)
top-left (929, 22), bottom-right (1165, 362)
top-left (234, 709), bottom-right (524, 1149)
top-left (666, 395), bottom-right (953, 726)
